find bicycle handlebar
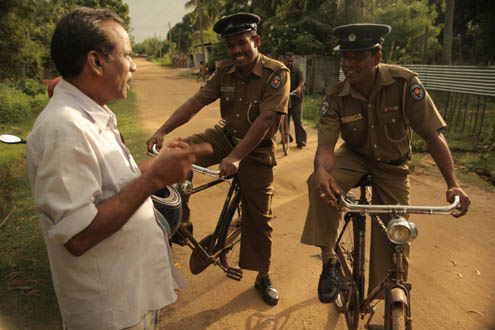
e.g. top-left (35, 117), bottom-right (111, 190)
top-left (151, 144), bottom-right (221, 177)
top-left (339, 194), bottom-right (460, 215)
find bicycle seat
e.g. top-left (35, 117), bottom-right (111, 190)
top-left (353, 174), bottom-right (373, 188)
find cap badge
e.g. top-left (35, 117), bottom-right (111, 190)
top-left (348, 33), bottom-right (356, 42)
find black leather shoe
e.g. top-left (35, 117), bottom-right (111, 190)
top-left (318, 260), bottom-right (340, 303)
top-left (255, 276), bottom-right (279, 306)
top-left (296, 142), bottom-right (306, 149)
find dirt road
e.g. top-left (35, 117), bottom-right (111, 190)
top-left (131, 58), bottom-right (494, 330)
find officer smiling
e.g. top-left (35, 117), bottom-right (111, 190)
top-left (300, 23), bottom-right (471, 304)
top-left (147, 12), bottom-right (290, 306)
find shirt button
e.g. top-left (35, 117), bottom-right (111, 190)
top-left (353, 127), bottom-right (357, 131)
top-left (377, 157), bottom-right (381, 161)
top-left (226, 97), bottom-right (230, 101)
top-left (374, 144), bottom-right (377, 148)
top-left (239, 98), bottom-right (242, 102)
top-left (233, 130), bottom-right (237, 134)
top-left (371, 124), bottom-right (374, 128)
top-left (235, 114), bottom-right (239, 118)
top-left (368, 104), bottom-right (372, 108)
top-left (392, 118), bottom-right (396, 123)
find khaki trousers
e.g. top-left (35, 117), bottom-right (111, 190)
top-left (184, 127), bottom-right (274, 273)
top-left (301, 145), bottom-right (410, 291)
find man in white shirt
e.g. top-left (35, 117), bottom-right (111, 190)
top-left (26, 7), bottom-right (211, 330)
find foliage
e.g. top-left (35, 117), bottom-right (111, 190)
top-left (0, 86), bottom-right (32, 124)
top-left (364, 0), bottom-right (441, 64)
top-left (167, 13), bottom-right (195, 55)
top-left (18, 79), bottom-right (47, 97)
top-left (134, 37), bottom-right (175, 59)
top-left (0, 0), bottom-right (131, 81)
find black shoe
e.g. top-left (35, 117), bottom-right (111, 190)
top-left (318, 260), bottom-right (340, 303)
top-left (255, 276), bottom-right (279, 306)
top-left (296, 142), bottom-right (306, 149)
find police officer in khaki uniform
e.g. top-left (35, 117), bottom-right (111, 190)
top-left (300, 23), bottom-right (470, 303)
top-left (147, 13), bottom-right (289, 306)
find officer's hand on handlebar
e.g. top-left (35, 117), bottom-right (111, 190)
top-left (219, 155), bottom-right (240, 177)
top-left (146, 130), bottom-right (165, 154)
top-left (446, 187), bottom-right (470, 218)
top-left (314, 167), bottom-right (340, 207)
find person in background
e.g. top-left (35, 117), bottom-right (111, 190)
top-left (283, 52), bottom-right (307, 148)
top-left (26, 7), bottom-right (211, 330)
top-left (146, 13), bottom-right (290, 306)
top-left (300, 23), bottom-right (470, 304)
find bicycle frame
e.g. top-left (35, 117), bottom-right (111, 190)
top-left (335, 177), bottom-right (460, 330)
top-left (173, 167), bottom-right (243, 280)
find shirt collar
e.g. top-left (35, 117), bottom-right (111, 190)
top-left (226, 53), bottom-right (263, 78)
top-left (338, 63), bottom-right (395, 100)
top-left (56, 79), bottom-right (116, 130)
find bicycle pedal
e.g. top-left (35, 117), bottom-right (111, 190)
top-left (226, 267), bottom-right (242, 281)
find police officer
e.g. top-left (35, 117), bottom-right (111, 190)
top-left (147, 13), bottom-right (290, 306)
top-left (300, 23), bottom-right (470, 303)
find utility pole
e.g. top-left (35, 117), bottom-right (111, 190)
top-left (198, 0), bottom-right (206, 64)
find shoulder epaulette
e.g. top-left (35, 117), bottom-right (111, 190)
top-left (261, 55), bottom-right (288, 72)
top-left (380, 63), bottom-right (418, 79)
top-left (326, 80), bottom-right (345, 96)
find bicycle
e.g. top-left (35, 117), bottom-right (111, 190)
top-left (334, 174), bottom-right (460, 330)
top-left (151, 145), bottom-right (243, 281)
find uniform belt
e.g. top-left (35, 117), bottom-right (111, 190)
top-left (383, 152), bottom-right (410, 166)
top-left (225, 132), bottom-right (273, 148)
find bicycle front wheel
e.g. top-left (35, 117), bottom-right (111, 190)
top-left (335, 214), bottom-right (361, 330)
top-left (218, 191), bottom-right (242, 271)
top-left (391, 304), bottom-right (407, 330)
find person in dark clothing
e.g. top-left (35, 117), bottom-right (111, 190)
top-left (284, 52), bottom-right (307, 148)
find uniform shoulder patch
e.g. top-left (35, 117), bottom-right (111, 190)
top-left (270, 74), bottom-right (282, 89)
top-left (320, 100), bottom-right (330, 117)
top-left (409, 83), bottom-right (425, 100)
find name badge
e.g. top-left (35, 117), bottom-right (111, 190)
top-left (221, 86), bottom-right (235, 93)
top-left (341, 113), bottom-right (363, 124)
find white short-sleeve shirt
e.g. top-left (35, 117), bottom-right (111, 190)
top-left (26, 79), bottom-right (182, 330)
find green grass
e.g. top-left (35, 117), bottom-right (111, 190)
top-left (0, 91), bottom-right (147, 329)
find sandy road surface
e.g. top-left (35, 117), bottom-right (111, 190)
top-left (131, 58), bottom-right (494, 330)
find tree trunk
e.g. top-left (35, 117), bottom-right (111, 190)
top-left (441, 0), bottom-right (454, 65)
top-left (344, 0), bottom-right (363, 23)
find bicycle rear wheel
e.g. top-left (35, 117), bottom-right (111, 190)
top-left (335, 214), bottom-right (361, 330)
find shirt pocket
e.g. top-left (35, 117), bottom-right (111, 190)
top-left (382, 113), bottom-right (408, 143)
top-left (341, 119), bottom-right (367, 148)
top-left (220, 92), bottom-right (235, 119)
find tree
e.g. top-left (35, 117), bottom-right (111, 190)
top-left (441, 0), bottom-right (454, 64)
top-left (364, 0), bottom-right (441, 64)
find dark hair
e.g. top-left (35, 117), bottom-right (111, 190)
top-left (50, 7), bottom-right (124, 78)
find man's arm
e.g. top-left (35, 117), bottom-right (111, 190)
top-left (220, 110), bottom-right (279, 176)
top-left (65, 142), bottom-right (211, 256)
top-left (313, 144), bottom-right (340, 206)
top-left (146, 97), bottom-right (204, 152)
top-left (425, 130), bottom-right (470, 217)
top-left (294, 69), bottom-right (305, 98)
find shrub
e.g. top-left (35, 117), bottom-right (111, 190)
top-left (30, 93), bottom-right (49, 115)
top-left (18, 78), bottom-right (47, 96)
top-left (0, 86), bottom-right (31, 124)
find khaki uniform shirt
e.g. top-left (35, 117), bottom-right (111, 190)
top-left (192, 53), bottom-right (289, 165)
top-left (318, 63), bottom-right (447, 164)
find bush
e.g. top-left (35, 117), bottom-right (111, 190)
top-left (18, 78), bottom-right (47, 97)
top-left (30, 93), bottom-right (48, 115)
top-left (0, 86), bottom-right (31, 124)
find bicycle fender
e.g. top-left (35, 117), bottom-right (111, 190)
top-left (390, 286), bottom-right (408, 306)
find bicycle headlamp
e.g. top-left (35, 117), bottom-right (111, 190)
top-left (386, 216), bottom-right (418, 244)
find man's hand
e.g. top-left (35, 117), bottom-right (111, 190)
top-left (447, 186), bottom-right (470, 217)
top-left (146, 130), bottom-right (165, 153)
top-left (147, 140), bottom-right (212, 190)
top-left (314, 167), bottom-right (340, 207)
top-left (219, 155), bottom-right (240, 177)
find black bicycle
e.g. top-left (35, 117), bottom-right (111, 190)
top-left (151, 145), bottom-right (243, 280)
top-left (334, 174), bottom-right (460, 330)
